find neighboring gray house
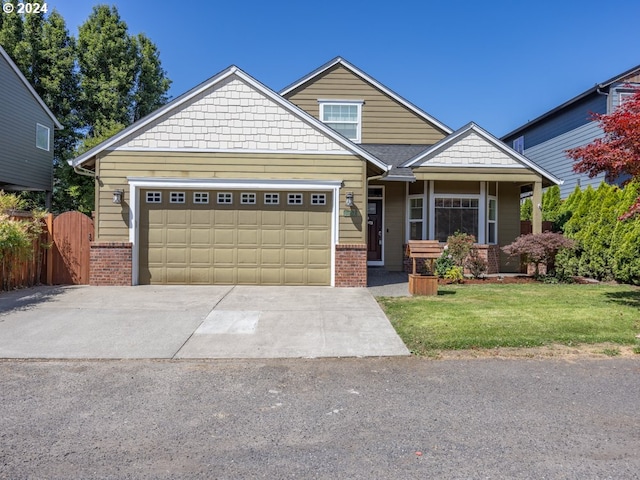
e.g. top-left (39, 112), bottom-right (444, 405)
top-left (502, 64), bottom-right (640, 198)
top-left (0, 45), bottom-right (61, 205)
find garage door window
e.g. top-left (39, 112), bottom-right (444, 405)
top-left (170, 192), bottom-right (185, 203)
top-left (146, 192), bottom-right (162, 203)
top-left (241, 193), bottom-right (257, 204)
top-left (311, 194), bottom-right (326, 205)
top-left (264, 193), bottom-right (279, 205)
top-left (217, 192), bottom-right (233, 204)
top-left (288, 193), bottom-right (303, 205)
top-left (193, 192), bottom-right (209, 204)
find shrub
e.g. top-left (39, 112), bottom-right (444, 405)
top-left (502, 232), bottom-right (575, 277)
top-left (466, 248), bottom-right (488, 279)
top-left (444, 266), bottom-right (464, 284)
top-left (435, 249), bottom-right (455, 278)
top-left (446, 232), bottom-right (475, 267)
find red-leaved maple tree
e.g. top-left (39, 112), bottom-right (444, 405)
top-left (567, 87), bottom-right (640, 219)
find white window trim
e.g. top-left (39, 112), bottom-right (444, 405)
top-left (170, 192), bottom-right (186, 204)
top-left (146, 191), bottom-right (162, 203)
top-left (487, 195), bottom-right (498, 245)
top-left (287, 193), bottom-right (304, 205)
top-left (318, 100), bottom-right (363, 143)
top-left (311, 193), bottom-right (327, 205)
top-left (264, 193), bottom-right (280, 205)
top-left (217, 192), bottom-right (233, 204)
top-left (407, 194), bottom-right (426, 241)
top-left (512, 136), bottom-right (524, 154)
top-left (193, 192), bottom-right (209, 204)
top-left (128, 178), bottom-right (341, 287)
top-left (36, 123), bottom-right (50, 151)
top-left (241, 192), bottom-right (257, 205)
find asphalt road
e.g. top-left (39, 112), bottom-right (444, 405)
top-left (1, 357), bottom-right (639, 479)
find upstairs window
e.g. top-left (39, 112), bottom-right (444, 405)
top-left (319, 101), bottom-right (362, 142)
top-left (36, 124), bottom-right (50, 151)
top-left (512, 136), bottom-right (524, 154)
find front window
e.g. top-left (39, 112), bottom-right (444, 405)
top-left (434, 196), bottom-right (479, 242)
top-left (319, 101), bottom-right (362, 142)
top-left (408, 196), bottom-right (424, 240)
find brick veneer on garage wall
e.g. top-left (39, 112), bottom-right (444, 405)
top-left (335, 244), bottom-right (367, 287)
top-left (90, 242), bottom-right (132, 286)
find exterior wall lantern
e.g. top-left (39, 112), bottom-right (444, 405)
top-left (345, 192), bottom-right (354, 208)
top-left (112, 189), bottom-right (124, 204)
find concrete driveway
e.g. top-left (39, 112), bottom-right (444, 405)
top-left (0, 285), bottom-right (409, 359)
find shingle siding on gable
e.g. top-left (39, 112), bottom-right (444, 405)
top-left (523, 121), bottom-right (606, 197)
top-left (0, 54), bottom-right (54, 191)
top-left (283, 64), bottom-right (447, 145)
top-left (113, 75), bottom-right (347, 153)
top-left (421, 132), bottom-right (525, 168)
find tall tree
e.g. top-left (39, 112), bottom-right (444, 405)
top-left (132, 33), bottom-right (171, 121)
top-left (568, 88), bottom-right (640, 219)
top-left (77, 5), bottom-right (137, 135)
top-left (0, 0), bottom-right (23, 54)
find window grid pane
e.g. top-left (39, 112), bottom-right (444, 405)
top-left (264, 193), bottom-right (279, 205)
top-left (170, 192), bottom-right (185, 203)
top-left (146, 192), bottom-right (161, 203)
top-left (288, 193), bottom-right (303, 205)
top-left (193, 192), bottom-right (209, 204)
top-left (217, 192), bottom-right (233, 204)
top-left (435, 196), bottom-right (479, 242)
top-left (241, 193), bottom-right (256, 204)
top-left (311, 194), bottom-right (326, 205)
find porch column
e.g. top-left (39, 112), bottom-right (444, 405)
top-left (532, 180), bottom-right (543, 234)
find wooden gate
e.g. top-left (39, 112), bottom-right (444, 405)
top-left (49, 211), bottom-right (94, 285)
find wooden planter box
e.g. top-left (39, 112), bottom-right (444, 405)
top-left (409, 274), bottom-right (438, 296)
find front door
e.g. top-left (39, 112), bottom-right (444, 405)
top-left (367, 199), bottom-right (382, 262)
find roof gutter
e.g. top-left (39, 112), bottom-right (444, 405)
top-left (74, 165), bottom-right (96, 178)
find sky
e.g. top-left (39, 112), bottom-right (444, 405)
top-left (45, 0), bottom-right (640, 137)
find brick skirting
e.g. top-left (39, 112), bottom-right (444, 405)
top-left (403, 243), bottom-right (501, 275)
top-left (335, 244), bottom-right (367, 287)
top-left (90, 242), bottom-right (132, 286)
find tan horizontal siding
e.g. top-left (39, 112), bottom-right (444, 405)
top-left (498, 183), bottom-right (521, 272)
top-left (96, 151), bottom-right (366, 245)
top-left (382, 182), bottom-right (405, 271)
top-left (285, 64), bottom-right (447, 144)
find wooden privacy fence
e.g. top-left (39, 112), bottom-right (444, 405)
top-left (0, 212), bottom-right (48, 291)
top-left (0, 211), bottom-right (94, 290)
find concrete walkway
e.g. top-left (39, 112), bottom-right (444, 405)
top-left (0, 285), bottom-right (409, 359)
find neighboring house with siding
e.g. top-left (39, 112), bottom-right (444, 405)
top-left (0, 46), bottom-right (61, 205)
top-left (502, 64), bottom-right (640, 198)
top-left (69, 57), bottom-right (559, 287)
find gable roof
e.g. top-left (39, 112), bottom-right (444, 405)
top-left (70, 64), bottom-right (390, 172)
top-left (0, 45), bottom-right (62, 129)
top-left (280, 56), bottom-right (453, 135)
top-left (502, 63), bottom-right (640, 140)
top-left (403, 122), bottom-right (563, 186)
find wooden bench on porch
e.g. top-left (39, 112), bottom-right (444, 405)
top-left (406, 240), bottom-right (442, 295)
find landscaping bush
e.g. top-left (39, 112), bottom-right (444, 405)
top-left (555, 182), bottom-right (640, 284)
top-left (466, 248), bottom-right (488, 279)
top-left (502, 232), bottom-right (575, 277)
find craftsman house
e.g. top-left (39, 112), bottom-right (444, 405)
top-left (70, 57), bottom-right (560, 286)
top-left (0, 45), bottom-right (61, 206)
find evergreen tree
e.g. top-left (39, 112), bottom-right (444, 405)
top-left (77, 5), bottom-right (138, 135)
top-left (132, 33), bottom-right (171, 121)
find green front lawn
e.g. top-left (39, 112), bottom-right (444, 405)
top-left (378, 284), bottom-right (640, 355)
